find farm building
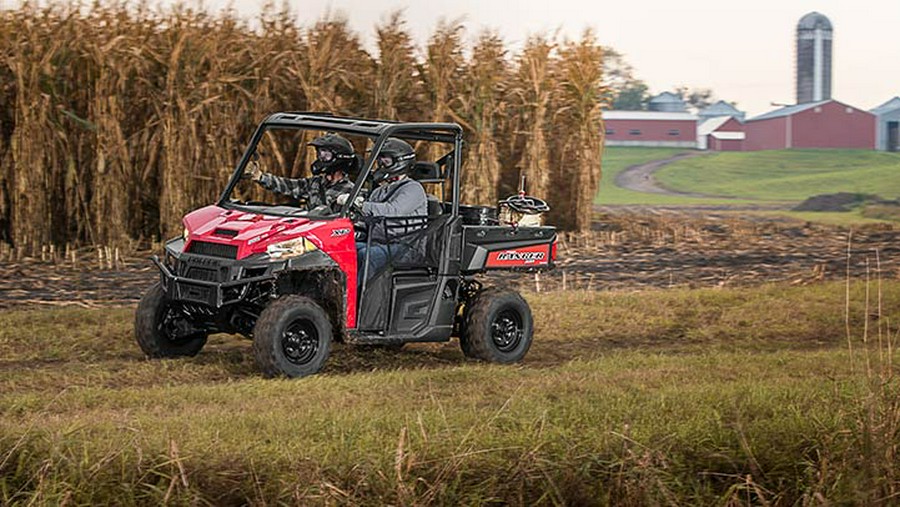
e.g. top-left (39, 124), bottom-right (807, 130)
top-left (605, 91), bottom-right (697, 148)
top-left (742, 99), bottom-right (875, 151)
top-left (697, 116), bottom-right (745, 151)
top-left (604, 110), bottom-right (698, 148)
top-left (872, 97), bottom-right (900, 152)
top-left (698, 101), bottom-right (746, 122)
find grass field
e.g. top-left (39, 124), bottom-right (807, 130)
top-left (598, 148), bottom-right (900, 224)
top-left (596, 147), bottom-right (762, 207)
top-left (2, 281), bottom-right (899, 504)
top-left (596, 147), bottom-right (709, 206)
top-left (656, 150), bottom-right (900, 202)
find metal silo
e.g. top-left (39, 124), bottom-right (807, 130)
top-left (647, 92), bottom-right (687, 113)
top-left (796, 12), bottom-right (833, 104)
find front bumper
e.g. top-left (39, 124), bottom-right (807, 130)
top-left (152, 238), bottom-right (280, 308)
top-left (152, 255), bottom-right (276, 308)
top-left (154, 238), bottom-right (340, 308)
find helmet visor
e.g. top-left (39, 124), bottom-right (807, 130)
top-left (377, 155), bottom-right (395, 169)
top-left (316, 148), bottom-right (335, 163)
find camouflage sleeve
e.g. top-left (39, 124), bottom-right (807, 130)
top-left (326, 179), bottom-right (357, 211)
top-left (256, 173), bottom-right (310, 200)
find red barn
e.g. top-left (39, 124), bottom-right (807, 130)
top-left (698, 116), bottom-right (745, 151)
top-left (604, 111), bottom-right (698, 148)
top-left (743, 99), bottom-right (876, 151)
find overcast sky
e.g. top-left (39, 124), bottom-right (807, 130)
top-left (7, 0), bottom-right (899, 115)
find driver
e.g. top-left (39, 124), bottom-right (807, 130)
top-left (338, 138), bottom-right (427, 285)
top-left (247, 133), bottom-right (357, 212)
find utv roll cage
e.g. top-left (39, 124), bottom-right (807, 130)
top-left (218, 112), bottom-right (464, 218)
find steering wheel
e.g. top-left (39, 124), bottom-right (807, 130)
top-left (499, 194), bottom-right (550, 214)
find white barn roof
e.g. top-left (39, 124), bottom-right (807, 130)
top-left (710, 131), bottom-right (745, 140)
top-left (604, 111), bottom-right (697, 121)
top-left (697, 116), bottom-right (733, 136)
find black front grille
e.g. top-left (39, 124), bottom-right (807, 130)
top-left (176, 282), bottom-right (214, 305)
top-left (187, 241), bottom-right (238, 259)
top-left (186, 267), bottom-right (219, 282)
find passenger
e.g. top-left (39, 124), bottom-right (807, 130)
top-left (337, 138), bottom-right (427, 285)
top-left (247, 133), bottom-right (357, 212)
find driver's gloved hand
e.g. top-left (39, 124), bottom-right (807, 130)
top-left (245, 161), bottom-right (264, 182)
top-left (337, 193), bottom-right (364, 210)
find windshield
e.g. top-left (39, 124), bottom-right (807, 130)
top-left (223, 126), bottom-right (372, 218)
top-left (222, 124), bottom-right (458, 217)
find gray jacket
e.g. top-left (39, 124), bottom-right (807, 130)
top-left (361, 178), bottom-right (427, 244)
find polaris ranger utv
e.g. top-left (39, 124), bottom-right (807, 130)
top-left (135, 113), bottom-right (557, 378)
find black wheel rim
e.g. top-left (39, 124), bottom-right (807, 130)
top-left (491, 308), bottom-right (523, 353)
top-left (281, 319), bottom-right (320, 365)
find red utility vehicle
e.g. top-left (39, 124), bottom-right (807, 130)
top-left (135, 114), bottom-right (557, 377)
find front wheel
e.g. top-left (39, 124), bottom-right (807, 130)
top-left (253, 295), bottom-right (332, 378)
top-left (460, 287), bottom-right (533, 363)
top-left (134, 282), bottom-right (208, 358)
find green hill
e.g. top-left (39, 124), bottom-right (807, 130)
top-left (595, 147), bottom-right (720, 206)
top-left (656, 150), bottom-right (900, 202)
top-left (597, 148), bottom-right (900, 224)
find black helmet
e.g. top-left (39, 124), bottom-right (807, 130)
top-left (309, 133), bottom-right (358, 176)
top-left (372, 138), bottom-right (416, 183)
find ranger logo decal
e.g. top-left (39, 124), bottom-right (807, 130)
top-left (331, 228), bottom-right (351, 237)
top-left (496, 251), bottom-right (545, 262)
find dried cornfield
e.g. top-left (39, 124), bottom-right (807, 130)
top-left (0, 3), bottom-right (606, 255)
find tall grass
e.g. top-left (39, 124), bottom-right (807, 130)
top-left (459, 31), bottom-right (506, 206)
top-left (549, 30), bottom-right (605, 231)
top-left (0, 3), bottom-right (606, 253)
top-left (372, 11), bottom-right (420, 121)
top-left (419, 18), bottom-right (466, 164)
top-left (1, 282), bottom-right (899, 504)
top-left (507, 35), bottom-right (555, 201)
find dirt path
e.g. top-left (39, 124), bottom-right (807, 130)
top-left (614, 151), bottom-right (718, 198)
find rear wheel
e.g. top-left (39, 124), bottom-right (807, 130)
top-left (134, 282), bottom-right (208, 358)
top-left (253, 295), bottom-right (332, 378)
top-left (460, 287), bottom-right (533, 363)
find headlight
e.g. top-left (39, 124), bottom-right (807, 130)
top-left (182, 227), bottom-right (189, 242)
top-left (266, 237), bottom-right (318, 259)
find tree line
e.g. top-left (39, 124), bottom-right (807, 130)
top-left (604, 49), bottom-right (722, 112)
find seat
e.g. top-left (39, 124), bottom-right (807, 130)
top-left (426, 194), bottom-right (442, 218)
top-left (410, 161), bottom-right (442, 183)
top-left (389, 214), bottom-right (449, 271)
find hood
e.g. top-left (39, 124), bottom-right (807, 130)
top-left (182, 205), bottom-right (348, 260)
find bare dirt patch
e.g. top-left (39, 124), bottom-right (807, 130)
top-left (793, 193), bottom-right (879, 212)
